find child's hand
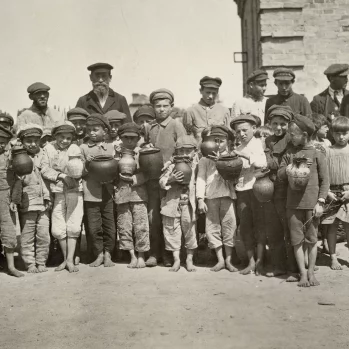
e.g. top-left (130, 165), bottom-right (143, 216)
top-left (44, 200), bottom-right (52, 211)
top-left (207, 151), bottom-right (219, 162)
top-left (168, 170), bottom-right (184, 184)
top-left (233, 150), bottom-right (250, 161)
top-left (62, 176), bottom-right (76, 189)
top-left (198, 199), bottom-right (208, 214)
top-left (313, 202), bottom-right (324, 218)
top-left (341, 190), bottom-right (349, 202)
top-left (9, 202), bottom-right (17, 212)
top-left (119, 174), bottom-right (134, 183)
top-left (327, 191), bottom-right (338, 202)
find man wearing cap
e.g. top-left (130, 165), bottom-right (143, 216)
top-left (17, 82), bottom-right (64, 131)
top-left (310, 64), bottom-right (349, 118)
top-left (184, 76), bottom-right (230, 144)
top-left (231, 69), bottom-right (268, 125)
top-left (67, 107), bottom-right (90, 146)
top-left (75, 63), bottom-right (132, 122)
top-left (265, 68), bottom-right (312, 124)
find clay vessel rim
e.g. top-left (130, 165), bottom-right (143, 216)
top-left (92, 155), bottom-right (115, 162)
top-left (218, 155), bottom-right (240, 160)
top-left (139, 148), bottom-right (161, 155)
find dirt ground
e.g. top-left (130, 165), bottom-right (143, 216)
top-left (1, 241), bottom-right (349, 349)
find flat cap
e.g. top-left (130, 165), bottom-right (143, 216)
top-left (230, 113), bottom-right (258, 128)
top-left (273, 68), bottom-right (295, 81)
top-left (247, 69), bottom-right (269, 83)
top-left (0, 113), bottom-right (14, 126)
top-left (87, 62), bottom-right (113, 72)
top-left (117, 122), bottom-right (141, 137)
top-left (0, 125), bottom-right (13, 139)
top-left (290, 114), bottom-right (315, 136)
top-left (324, 63), bottom-right (349, 76)
top-left (17, 123), bottom-right (43, 140)
top-left (175, 135), bottom-right (197, 149)
top-left (86, 113), bottom-right (111, 131)
top-left (203, 125), bottom-right (234, 141)
top-left (27, 82), bottom-right (50, 94)
top-left (67, 107), bottom-right (90, 121)
top-left (105, 110), bottom-right (127, 123)
top-left (199, 76), bottom-right (222, 88)
top-left (133, 105), bottom-right (156, 122)
top-left (149, 88), bottom-right (174, 104)
top-left (52, 121), bottom-right (76, 136)
top-left (267, 105), bottom-right (294, 122)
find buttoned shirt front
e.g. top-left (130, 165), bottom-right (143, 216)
top-left (231, 95), bottom-right (266, 125)
top-left (328, 86), bottom-right (344, 105)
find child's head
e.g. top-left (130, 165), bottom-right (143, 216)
top-left (150, 89), bottom-right (174, 123)
top-left (117, 123), bottom-right (141, 150)
top-left (273, 68), bottom-right (295, 97)
top-left (254, 125), bottom-right (273, 141)
top-left (86, 114), bottom-right (110, 143)
top-left (266, 105), bottom-right (293, 137)
top-left (18, 124), bottom-right (43, 155)
top-left (288, 114), bottom-right (315, 147)
top-left (106, 110), bottom-right (126, 140)
top-left (0, 126), bottom-right (12, 154)
top-left (199, 76), bottom-right (221, 106)
top-left (133, 105), bottom-right (156, 127)
top-left (39, 129), bottom-right (53, 148)
top-left (206, 125), bottom-right (234, 153)
top-left (0, 113), bottom-right (14, 131)
top-left (52, 121), bottom-right (76, 150)
top-left (331, 116), bottom-right (349, 146)
top-left (67, 107), bottom-right (89, 138)
top-left (175, 135), bottom-right (197, 157)
top-left (310, 113), bottom-right (329, 141)
top-left (230, 114), bottom-right (257, 145)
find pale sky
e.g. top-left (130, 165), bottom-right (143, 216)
top-left (0, 0), bottom-right (242, 120)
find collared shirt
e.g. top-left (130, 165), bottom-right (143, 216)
top-left (148, 117), bottom-right (186, 163)
top-left (184, 99), bottom-right (231, 143)
top-left (231, 95), bottom-right (266, 125)
top-left (328, 86), bottom-right (344, 105)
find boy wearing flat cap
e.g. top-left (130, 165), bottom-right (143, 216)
top-left (105, 110), bottom-right (127, 147)
top-left (133, 105), bottom-right (156, 147)
top-left (265, 68), bottom-right (312, 124)
top-left (230, 114), bottom-right (267, 276)
top-left (114, 123), bottom-right (149, 269)
top-left (159, 135), bottom-right (199, 272)
top-left (196, 125), bottom-right (238, 272)
top-left (80, 114), bottom-right (116, 268)
top-left (232, 69), bottom-right (268, 124)
top-left (67, 107), bottom-right (90, 146)
top-left (41, 121), bottom-right (84, 273)
top-left (184, 76), bottom-right (231, 144)
top-left (12, 124), bottom-right (51, 273)
top-left (278, 115), bottom-right (329, 287)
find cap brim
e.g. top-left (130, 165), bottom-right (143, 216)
top-left (274, 76), bottom-right (294, 81)
top-left (339, 69), bottom-right (349, 76)
top-left (31, 89), bottom-right (49, 94)
top-left (201, 84), bottom-right (220, 88)
top-left (255, 76), bottom-right (269, 81)
top-left (120, 132), bottom-right (139, 137)
top-left (68, 116), bottom-right (87, 121)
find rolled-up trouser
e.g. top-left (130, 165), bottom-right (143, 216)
top-left (20, 210), bottom-right (50, 267)
top-left (0, 189), bottom-right (17, 249)
top-left (117, 201), bottom-right (150, 252)
top-left (205, 197), bottom-right (236, 249)
top-left (85, 186), bottom-right (116, 257)
top-left (162, 204), bottom-right (198, 251)
top-left (237, 190), bottom-right (265, 251)
top-left (51, 192), bottom-right (84, 240)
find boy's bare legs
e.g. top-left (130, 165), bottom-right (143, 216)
top-left (104, 251), bottom-right (115, 267)
top-left (186, 249), bottom-right (196, 272)
top-left (90, 252), bottom-right (104, 267)
top-left (327, 220), bottom-right (342, 270)
top-left (66, 237), bottom-right (78, 273)
top-left (5, 248), bottom-right (24, 277)
top-left (294, 243), bottom-right (309, 287)
top-left (211, 246), bottom-right (225, 272)
top-left (224, 246), bottom-right (238, 272)
top-left (127, 249), bottom-right (137, 268)
top-left (255, 243), bottom-right (265, 276)
top-left (169, 250), bottom-right (180, 272)
top-left (136, 251), bottom-right (146, 269)
top-left (240, 249), bottom-right (255, 275)
top-left (55, 238), bottom-right (67, 271)
top-left (28, 264), bottom-right (38, 273)
top-left (307, 242), bottom-right (319, 286)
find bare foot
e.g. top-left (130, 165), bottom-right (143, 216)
top-left (314, 265), bottom-right (319, 271)
top-left (66, 261), bottom-right (79, 273)
top-left (27, 265), bottom-right (38, 273)
top-left (210, 261), bottom-right (225, 272)
top-left (163, 256), bottom-right (172, 268)
top-left (286, 273), bottom-right (299, 282)
top-left (308, 272), bottom-right (320, 286)
top-left (169, 260), bottom-right (180, 272)
top-left (127, 257), bottom-right (138, 268)
top-left (74, 256), bottom-right (80, 266)
top-left (330, 258), bottom-right (342, 270)
top-left (55, 261), bottom-right (67, 272)
top-left (266, 269), bottom-right (287, 278)
top-left (8, 267), bottom-right (25, 278)
top-left (136, 256), bottom-right (146, 269)
top-left (225, 260), bottom-right (238, 272)
top-left (37, 265), bottom-right (48, 273)
top-left (103, 252), bottom-right (115, 267)
top-left (186, 259), bottom-right (196, 272)
top-left (255, 260), bottom-right (264, 276)
top-left (240, 263), bottom-right (255, 275)
top-left (145, 256), bottom-right (157, 267)
top-left (89, 253), bottom-right (103, 267)
top-left (297, 274), bottom-right (310, 287)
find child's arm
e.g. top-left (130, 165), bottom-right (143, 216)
top-left (316, 151), bottom-right (330, 201)
top-left (277, 151), bottom-right (291, 181)
top-left (159, 163), bottom-right (175, 190)
top-left (40, 146), bottom-right (61, 182)
top-left (10, 177), bottom-right (22, 211)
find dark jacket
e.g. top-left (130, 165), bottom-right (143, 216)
top-left (76, 88), bottom-right (132, 122)
top-left (340, 92), bottom-right (349, 117)
top-left (311, 88), bottom-right (349, 117)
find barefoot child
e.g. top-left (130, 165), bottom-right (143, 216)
top-left (230, 114), bottom-right (267, 276)
top-left (13, 125), bottom-right (51, 273)
top-left (196, 125), bottom-right (237, 272)
top-left (41, 121), bottom-right (84, 273)
top-left (80, 114), bottom-right (116, 267)
top-left (160, 135), bottom-right (199, 272)
top-left (321, 117), bottom-right (349, 270)
top-left (278, 114), bottom-right (329, 287)
top-left (114, 123), bottom-right (149, 268)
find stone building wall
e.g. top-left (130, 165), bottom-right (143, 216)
top-left (235, 0), bottom-right (349, 99)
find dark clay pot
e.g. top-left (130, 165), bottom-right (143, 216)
top-left (200, 136), bottom-right (219, 157)
top-left (174, 156), bottom-right (192, 185)
top-left (139, 147), bottom-right (163, 179)
top-left (89, 155), bottom-right (119, 183)
top-left (118, 150), bottom-right (137, 177)
top-left (11, 147), bottom-right (33, 176)
top-left (253, 171), bottom-right (274, 203)
top-left (216, 154), bottom-right (243, 180)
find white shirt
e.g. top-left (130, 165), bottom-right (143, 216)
top-left (231, 95), bottom-right (266, 126)
top-left (329, 86), bottom-right (344, 105)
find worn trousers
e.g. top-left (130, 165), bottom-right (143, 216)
top-left (85, 186), bottom-right (116, 257)
top-left (0, 189), bottom-right (16, 249)
top-left (19, 210), bottom-right (50, 267)
top-left (117, 202), bottom-right (150, 252)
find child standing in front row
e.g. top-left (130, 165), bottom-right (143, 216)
top-left (278, 115), bottom-right (329, 287)
top-left (160, 135), bottom-right (199, 272)
top-left (196, 125), bottom-right (237, 272)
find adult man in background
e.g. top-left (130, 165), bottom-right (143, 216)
top-left (76, 62), bottom-right (132, 122)
top-left (231, 69), bottom-right (268, 125)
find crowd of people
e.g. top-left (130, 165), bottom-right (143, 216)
top-left (1, 61), bottom-right (349, 289)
